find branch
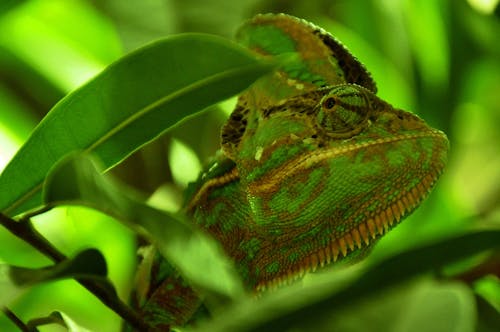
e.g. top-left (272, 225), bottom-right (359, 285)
top-left (1, 307), bottom-right (31, 332)
top-left (451, 253), bottom-right (500, 284)
top-left (0, 213), bottom-right (155, 332)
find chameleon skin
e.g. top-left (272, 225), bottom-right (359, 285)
top-left (135, 14), bottom-right (449, 329)
top-left (189, 84), bottom-right (448, 291)
top-left (232, 13), bottom-right (376, 112)
top-left (132, 248), bottom-right (203, 329)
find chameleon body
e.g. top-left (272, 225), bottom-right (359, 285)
top-left (136, 14), bottom-right (449, 329)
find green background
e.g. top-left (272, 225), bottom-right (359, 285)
top-left (0, 0), bottom-right (498, 331)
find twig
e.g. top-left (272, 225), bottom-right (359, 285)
top-left (1, 307), bottom-right (31, 332)
top-left (0, 214), bottom-right (65, 261)
top-left (0, 213), bottom-right (155, 331)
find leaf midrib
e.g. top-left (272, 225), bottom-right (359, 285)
top-left (3, 62), bottom-right (266, 216)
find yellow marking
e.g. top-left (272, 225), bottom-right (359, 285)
top-left (185, 166), bottom-right (239, 211)
top-left (324, 247), bottom-right (332, 264)
top-left (250, 131), bottom-right (446, 193)
top-left (401, 196), bottom-right (410, 212)
top-left (254, 146), bottom-right (264, 161)
top-left (416, 182), bottom-right (426, 197)
top-left (374, 214), bottom-right (384, 235)
top-left (338, 237), bottom-right (348, 256)
top-left (393, 204), bottom-right (402, 223)
top-left (317, 249), bottom-right (326, 267)
top-left (310, 253), bottom-right (318, 270)
top-left (351, 228), bottom-right (362, 249)
top-left (345, 232), bottom-right (355, 251)
top-left (411, 187), bottom-right (421, 204)
top-left (358, 223), bottom-right (370, 245)
top-left (331, 241), bottom-right (340, 261)
top-left (386, 207), bottom-right (394, 226)
top-left (367, 219), bottom-right (377, 239)
top-left (397, 201), bottom-right (408, 221)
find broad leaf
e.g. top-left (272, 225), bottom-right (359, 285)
top-left (43, 154), bottom-right (244, 299)
top-left (0, 1), bottom-right (23, 16)
top-left (0, 248), bottom-right (108, 306)
top-left (0, 33), bottom-right (273, 216)
top-left (0, 0), bottom-right (122, 92)
top-left (324, 279), bottom-right (476, 332)
top-left (476, 295), bottom-right (500, 332)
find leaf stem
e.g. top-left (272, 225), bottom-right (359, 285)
top-left (0, 213), bottom-right (155, 332)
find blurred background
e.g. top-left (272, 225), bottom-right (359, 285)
top-left (0, 0), bottom-right (498, 330)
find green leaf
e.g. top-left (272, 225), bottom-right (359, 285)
top-left (0, 0), bottom-right (23, 16)
top-left (0, 33), bottom-right (273, 217)
top-left (394, 282), bottom-right (475, 332)
top-left (188, 230), bottom-right (500, 332)
top-left (0, 0), bottom-right (122, 91)
top-left (476, 295), bottom-right (500, 332)
top-left (58, 311), bottom-right (93, 332)
top-left (43, 154), bottom-right (244, 299)
top-left (309, 279), bottom-right (476, 332)
top-left (0, 248), bottom-right (108, 306)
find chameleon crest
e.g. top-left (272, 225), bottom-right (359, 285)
top-left (222, 13), bottom-right (377, 158)
top-left (136, 14), bottom-right (449, 329)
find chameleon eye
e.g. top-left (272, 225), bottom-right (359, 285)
top-left (323, 97), bottom-right (336, 109)
top-left (316, 84), bottom-right (370, 137)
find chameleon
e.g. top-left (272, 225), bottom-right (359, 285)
top-left (132, 13), bottom-right (449, 330)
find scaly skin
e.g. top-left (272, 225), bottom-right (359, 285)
top-left (135, 14), bottom-right (449, 330)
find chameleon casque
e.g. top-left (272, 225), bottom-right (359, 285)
top-left (134, 13), bottom-right (449, 330)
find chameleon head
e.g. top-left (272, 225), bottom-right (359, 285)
top-left (222, 83), bottom-right (449, 290)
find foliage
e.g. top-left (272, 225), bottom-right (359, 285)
top-left (0, 0), bottom-right (499, 331)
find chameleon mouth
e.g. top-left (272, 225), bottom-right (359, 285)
top-left (255, 167), bottom-right (443, 292)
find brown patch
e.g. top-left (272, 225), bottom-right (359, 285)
top-left (261, 89), bottom-right (327, 118)
top-left (315, 31), bottom-right (377, 93)
top-left (221, 96), bottom-right (251, 158)
top-left (185, 167), bottom-right (239, 212)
